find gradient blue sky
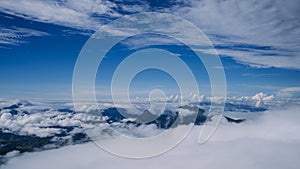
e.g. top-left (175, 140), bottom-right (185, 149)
top-left (0, 0), bottom-right (299, 99)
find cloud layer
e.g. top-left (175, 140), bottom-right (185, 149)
top-left (0, 0), bottom-right (299, 69)
top-left (177, 0), bottom-right (300, 69)
top-left (2, 106), bottom-right (300, 169)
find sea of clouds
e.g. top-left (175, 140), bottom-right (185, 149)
top-left (0, 93), bottom-right (278, 138)
top-left (1, 108), bottom-right (299, 169)
top-left (0, 97), bottom-right (299, 169)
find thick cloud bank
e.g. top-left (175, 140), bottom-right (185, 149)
top-left (2, 106), bottom-right (300, 169)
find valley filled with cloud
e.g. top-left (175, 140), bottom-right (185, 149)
top-left (0, 93), bottom-right (299, 168)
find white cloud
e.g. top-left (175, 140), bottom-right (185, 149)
top-left (277, 87), bottom-right (300, 98)
top-left (0, 0), bottom-right (119, 31)
top-left (214, 106), bottom-right (300, 141)
top-left (0, 100), bottom-right (104, 137)
top-left (98, 0), bottom-right (300, 69)
top-left (252, 92), bottom-right (274, 107)
top-left (0, 27), bottom-right (49, 46)
top-left (0, 110), bottom-right (77, 137)
top-left (2, 106), bottom-right (300, 169)
top-left (175, 0), bottom-right (300, 69)
top-left (1, 0), bottom-right (299, 69)
top-left (120, 4), bottom-right (150, 13)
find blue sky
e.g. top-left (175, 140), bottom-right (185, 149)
top-left (0, 0), bottom-right (299, 99)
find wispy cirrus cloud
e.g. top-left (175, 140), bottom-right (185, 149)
top-left (175, 0), bottom-right (300, 69)
top-left (0, 27), bottom-right (49, 46)
top-left (0, 0), bottom-right (119, 30)
top-left (0, 0), bottom-right (299, 69)
top-left (277, 87), bottom-right (300, 98)
top-left (0, 0), bottom-right (121, 46)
